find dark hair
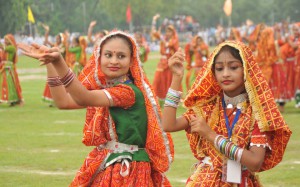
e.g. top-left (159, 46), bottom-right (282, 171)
top-left (73, 36), bottom-right (80, 44)
top-left (212, 45), bottom-right (243, 70)
top-left (100, 34), bottom-right (133, 57)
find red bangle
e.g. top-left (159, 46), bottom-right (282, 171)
top-left (60, 69), bottom-right (75, 87)
top-left (47, 76), bottom-right (63, 87)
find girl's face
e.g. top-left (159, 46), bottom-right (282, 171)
top-left (196, 37), bottom-right (203, 45)
top-left (134, 33), bottom-right (143, 44)
top-left (214, 49), bottom-right (245, 97)
top-left (4, 38), bottom-right (10, 45)
top-left (165, 28), bottom-right (173, 39)
top-left (100, 37), bottom-right (132, 80)
top-left (56, 35), bottom-right (62, 44)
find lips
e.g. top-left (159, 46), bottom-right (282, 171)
top-left (222, 80), bottom-right (233, 85)
top-left (108, 67), bottom-right (120, 71)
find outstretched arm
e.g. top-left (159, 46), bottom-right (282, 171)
top-left (161, 48), bottom-right (190, 132)
top-left (18, 43), bottom-right (111, 108)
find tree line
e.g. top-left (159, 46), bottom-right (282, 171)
top-left (1, 0), bottom-right (300, 36)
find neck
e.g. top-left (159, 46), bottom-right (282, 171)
top-left (105, 74), bottom-right (131, 87)
top-left (223, 92), bottom-right (248, 107)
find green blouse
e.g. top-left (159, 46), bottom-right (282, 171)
top-left (68, 46), bottom-right (81, 62)
top-left (107, 83), bottom-right (149, 163)
top-left (4, 45), bottom-right (16, 62)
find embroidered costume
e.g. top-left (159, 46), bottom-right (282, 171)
top-left (182, 41), bottom-right (291, 186)
top-left (185, 36), bottom-right (209, 91)
top-left (152, 25), bottom-right (179, 99)
top-left (70, 31), bottom-right (174, 187)
top-left (68, 36), bottom-right (87, 77)
top-left (0, 34), bottom-right (23, 105)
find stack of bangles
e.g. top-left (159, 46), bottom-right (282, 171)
top-left (214, 135), bottom-right (244, 163)
top-left (47, 76), bottom-right (63, 87)
top-left (164, 88), bottom-right (182, 108)
top-left (47, 68), bottom-right (75, 87)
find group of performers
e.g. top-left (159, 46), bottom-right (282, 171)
top-left (151, 15), bottom-right (300, 112)
top-left (0, 19), bottom-right (300, 112)
top-left (1, 14), bottom-right (294, 186)
top-left (1, 19), bottom-right (300, 112)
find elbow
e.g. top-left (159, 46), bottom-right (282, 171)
top-left (72, 98), bottom-right (87, 107)
top-left (162, 126), bottom-right (170, 132)
top-left (161, 122), bottom-right (169, 132)
top-left (161, 119), bottom-right (172, 132)
top-left (55, 102), bottom-right (71, 110)
top-left (247, 158), bottom-right (263, 172)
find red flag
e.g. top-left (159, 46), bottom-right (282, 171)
top-left (126, 4), bottom-right (132, 23)
top-left (223, 0), bottom-right (232, 16)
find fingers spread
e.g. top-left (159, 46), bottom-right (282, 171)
top-left (17, 43), bottom-right (31, 52)
top-left (31, 43), bottom-right (41, 49)
top-left (47, 47), bottom-right (60, 53)
top-left (21, 51), bottom-right (42, 59)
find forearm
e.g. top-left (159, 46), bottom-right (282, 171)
top-left (87, 27), bottom-right (94, 44)
top-left (51, 58), bottom-right (109, 107)
top-left (50, 57), bottom-right (88, 105)
top-left (212, 134), bottom-right (265, 172)
top-left (162, 75), bottom-right (188, 132)
top-left (46, 64), bottom-right (82, 109)
top-left (44, 31), bottom-right (54, 47)
top-left (240, 146), bottom-right (265, 172)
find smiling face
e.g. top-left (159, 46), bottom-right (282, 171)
top-left (100, 36), bottom-right (133, 80)
top-left (213, 46), bottom-right (245, 97)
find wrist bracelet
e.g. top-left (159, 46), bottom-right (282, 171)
top-left (47, 76), bottom-right (63, 87)
top-left (60, 68), bottom-right (75, 87)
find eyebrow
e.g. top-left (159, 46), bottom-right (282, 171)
top-left (214, 60), bottom-right (241, 65)
top-left (103, 50), bottom-right (127, 54)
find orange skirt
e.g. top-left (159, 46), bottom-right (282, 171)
top-left (71, 161), bottom-right (171, 187)
top-left (152, 67), bottom-right (173, 99)
top-left (42, 83), bottom-right (53, 102)
top-left (269, 63), bottom-right (288, 102)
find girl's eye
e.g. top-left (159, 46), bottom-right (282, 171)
top-left (117, 55), bottom-right (125, 59)
top-left (230, 66), bottom-right (242, 70)
top-left (105, 53), bottom-right (112, 58)
top-left (215, 67), bottom-right (223, 71)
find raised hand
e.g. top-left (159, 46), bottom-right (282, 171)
top-left (42, 23), bottom-right (50, 32)
top-left (153, 14), bottom-right (160, 21)
top-left (89, 20), bottom-right (97, 28)
top-left (168, 48), bottom-right (185, 77)
top-left (18, 43), bottom-right (62, 66)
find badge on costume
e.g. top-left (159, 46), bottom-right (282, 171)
top-left (222, 159), bottom-right (242, 184)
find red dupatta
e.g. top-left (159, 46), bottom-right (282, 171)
top-left (78, 30), bottom-right (174, 173)
top-left (184, 40), bottom-right (291, 171)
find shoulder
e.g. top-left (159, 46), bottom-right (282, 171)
top-left (106, 83), bottom-right (137, 108)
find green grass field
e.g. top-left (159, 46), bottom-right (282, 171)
top-left (0, 54), bottom-right (299, 187)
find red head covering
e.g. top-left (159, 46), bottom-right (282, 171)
top-left (78, 30), bottom-right (174, 173)
top-left (230, 27), bottom-right (242, 41)
top-left (184, 40), bottom-right (291, 171)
